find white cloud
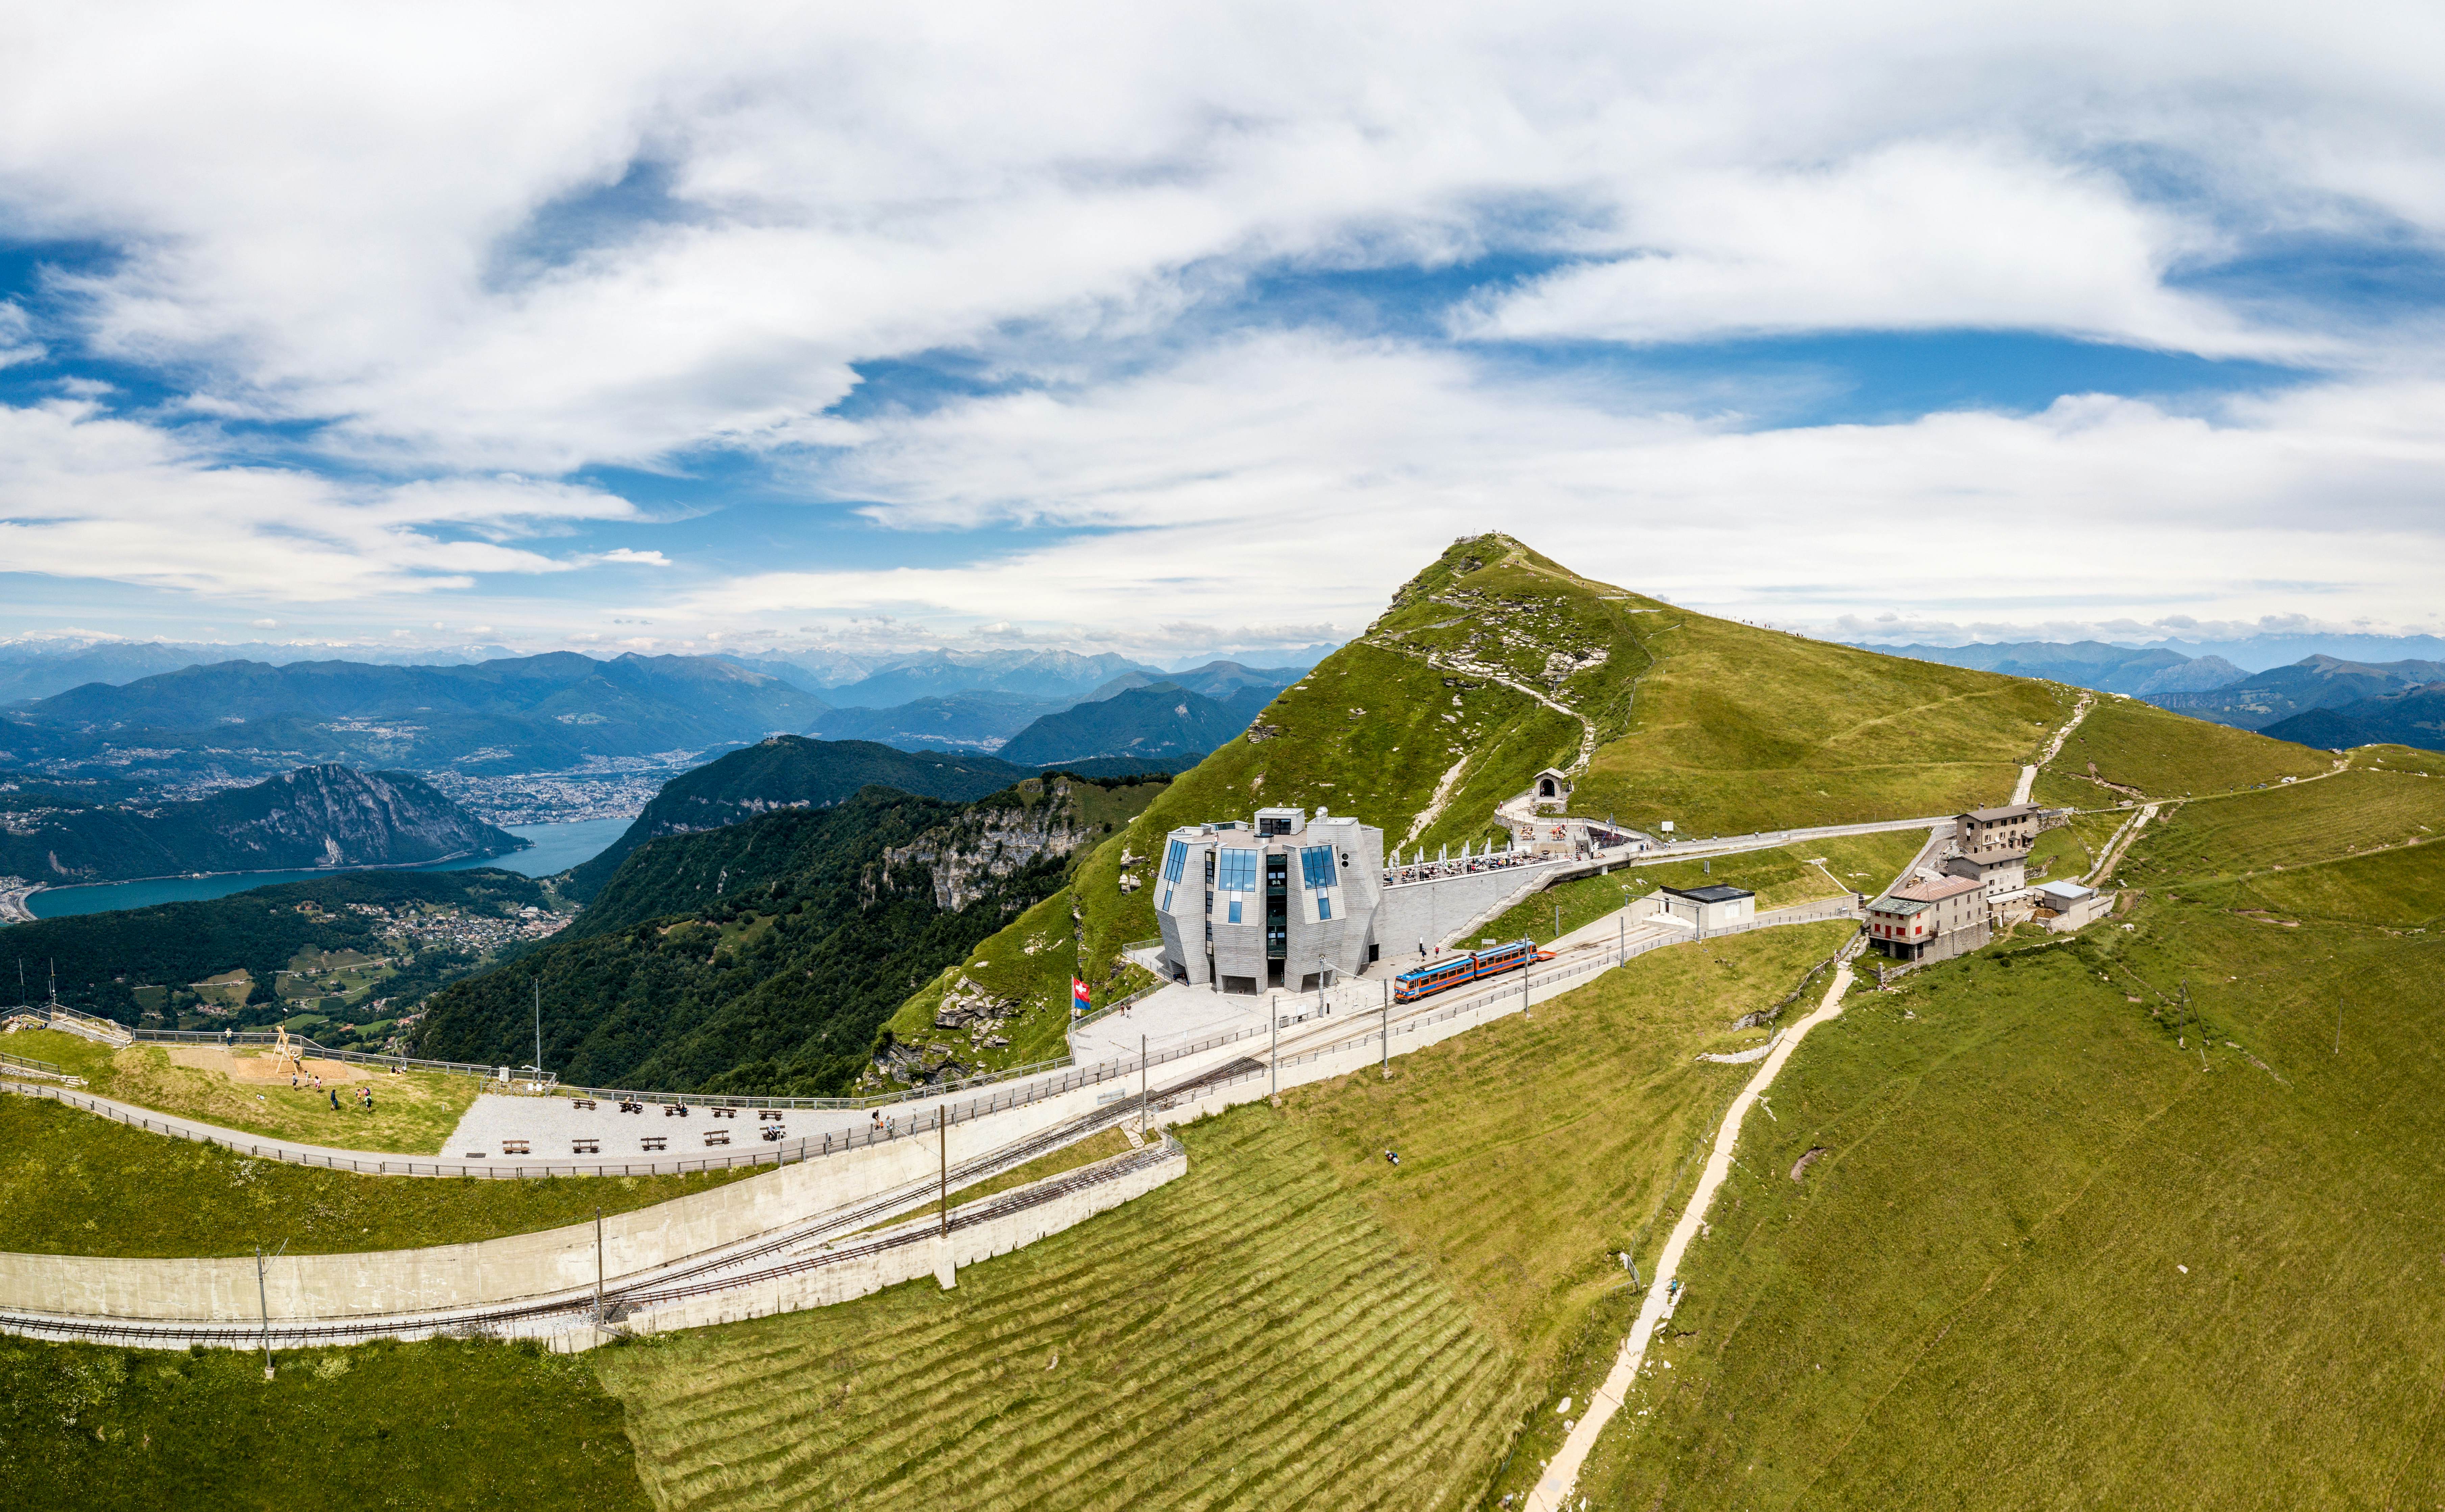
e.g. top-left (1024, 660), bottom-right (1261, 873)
top-left (0, 399), bottom-right (641, 600)
top-left (662, 335), bottom-right (2445, 639)
top-left (4, 2), bottom-right (2444, 477)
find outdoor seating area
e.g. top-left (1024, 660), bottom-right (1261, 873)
top-left (501, 1139), bottom-right (530, 1155)
top-left (761, 1125), bottom-right (787, 1141)
top-left (572, 1138), bottom-right (599, 1154)
top-left (705, 1131), bottom-right (731, 1146)
top-left (641, 1136), bottom-right (666, 1152)
top-left (571, 1098), bottom-right (597, 1111)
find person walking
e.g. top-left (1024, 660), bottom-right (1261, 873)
top-left (328, 1087), bottom-right (339, 1111)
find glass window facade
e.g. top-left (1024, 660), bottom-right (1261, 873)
top-left (1318, 896), bottom-right (1332, 920)
top-left (1216, 848), bottom-right (1259, 892)
top-left (1227, 899), bottom-right (1243, 923)
top-left (1162, 840), bottom-right (1189, 883)
top-left (1300, 846), bottom-right (1337, 890)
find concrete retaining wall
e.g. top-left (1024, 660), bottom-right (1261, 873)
top-left (1376, 862), bottom-right (1565, 954)
top-left (617, 1145), bottom-right (1185, 1340)
top-left (0, 1067), bottom-right (1166, 1323)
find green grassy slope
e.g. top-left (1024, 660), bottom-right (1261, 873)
top-left (1581, 790), bottom-right (2445, 1508)
top-left (889, 533), bottom-right (2062, 1070)
top-left (2047, 691), bottom-right (2331, 800)
top-left (0, 1336), bottom-right (648, 1510)
top-left (1573, 618), bottom-right (2064, 838)
top-left (596, 1112), bottom-right (1531, 1512)
top-left (0, 1093), bottom-right (752, 1257)
top-left (599, 920), bottom-right (1851, 1510)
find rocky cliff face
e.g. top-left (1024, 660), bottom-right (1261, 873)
top-left (0, 764), bottom-right (523, 883)
top-left (882, 777), bottom-right (1097, 911)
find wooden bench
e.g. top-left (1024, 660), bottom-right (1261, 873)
top-left (758, 1109), bottom-right (784, 1121)
top-left (501, 1140), bottom-right (531, 1155)
top-left (640, 1137), bottom-right (667, 1152)
top-left (704, 1131), bottom-right (731, 1147)
top-left (712, 1107), bottom-right (738, 1119)
top-left (572, 1139), bottom-right (600, 1154)
top-left (571, 1098), bottom-right (598, 1111)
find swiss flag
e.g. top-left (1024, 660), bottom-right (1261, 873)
top-left (1072, 976), bottom-right (1092, 1014)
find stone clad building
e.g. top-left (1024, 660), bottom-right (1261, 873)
top-left (1151, 805), bottom-right (1568, 994)
top-left (1153, 807), bottom-right (1386, 993)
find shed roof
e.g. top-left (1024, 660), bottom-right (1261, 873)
top-left (1662, 884), bottom-right (1754, 904)
top-left (1963, 803), bottom-right (2043, 822)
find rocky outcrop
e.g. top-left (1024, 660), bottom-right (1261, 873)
top-left (0, 764), bottom-right (522, 883)
top-left (884, 778), bottom-right (1099, 912)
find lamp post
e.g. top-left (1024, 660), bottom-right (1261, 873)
top-left (1380, 978), bottom-right (1390, 1075)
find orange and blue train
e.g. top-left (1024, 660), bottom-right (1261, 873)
top-left (1392, 938), bottom-right (1551, 1003)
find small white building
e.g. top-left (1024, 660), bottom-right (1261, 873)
top-left (1531, 768), bottom-right (1573, 813)
top-left (2033, 879), bottom-right (2114, 932)
top-left (1654, 883), bottom-right (1755, 934)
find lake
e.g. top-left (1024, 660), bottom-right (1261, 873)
top-left (21, 816), bottom-right (633, 920)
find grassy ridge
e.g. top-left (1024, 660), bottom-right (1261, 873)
top-left (2219, 837), bottom-right (2445, 928)
top-left (2047, 692), bottom-right (2330, 799)
top-left (595, 1111), bottom-right (1531, 1511)
top-left (891, 533), bottom-right (2064, 1066)
top-left (1580, 789), bottom-right (2445, 1507)
top-left (0, 1093), bottom-right (753, 1257)
top-left (1572, 613), bottom-right (2065, 837)
top-left (0, 1336), bottom-right (648, 1509)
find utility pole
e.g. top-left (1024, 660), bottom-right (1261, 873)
top-left (1140, 1034), bottom-right (1148, 1140)
top-left (937, 1110), bottom-right (949, 1237)
top-left (1553, 899), bottom-right (1561, 942)
top-left (1270, 1005), bottom-right (1279, 1098)
top-left (594, 1207), bottom-right (605, 1327)
top-left (1380, 980), bottom-right (1390, 1075)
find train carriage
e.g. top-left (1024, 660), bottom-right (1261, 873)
top-left (1393, 937), bottom-right (1550, 1003)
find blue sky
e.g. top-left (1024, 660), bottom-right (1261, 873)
top-left (2, 2), bottom-right (2442, 663)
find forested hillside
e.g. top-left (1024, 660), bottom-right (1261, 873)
top-left (2, 869), bottom-right (552, 1030)
top-left (0, 764), bottom-right (520, 883)
top-left (414, 776), bottom-right (1165, 1095)
top-left (565, 738), bottom-right (1034, 899)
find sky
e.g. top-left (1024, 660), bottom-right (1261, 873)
top-left (3, 1), bottom-right (2443, 663)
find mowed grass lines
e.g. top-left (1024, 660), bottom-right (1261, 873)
top-left (2046, 693), bottom-right (2330, 799)
top-left (2129, 768), bottom-right (2445, 883)
top-left (0, 1093), bottom-right (754, 1257)
top-left (595, 1110), bottom-right (1531, 1512)
top-left (1581, 872), bottom-right (2445, 1509)
top-left (1283, 922), bottom-right (1855, 1505)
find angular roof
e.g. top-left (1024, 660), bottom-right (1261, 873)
top-left (1962, 803), bottom-right (2043, 822)
top-left (1662, 884), bottom-right (1754, 904)
top-left (1868, 895), bottom-right (1932, 917)
top-left (2036, 879), bottom-right (2096, 902)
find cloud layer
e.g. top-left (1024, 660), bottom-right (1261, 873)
top-left (2, 2), bottom-right (2442, 647)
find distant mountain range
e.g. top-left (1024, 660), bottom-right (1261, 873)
top-left (0, 640), bottom-right (516, 704)
top-left (998, 682), bottom-right (1277, 767)
top-left (1869, 639), bottom-right (2445, 754)
top-left (810, 692), bottom-right (1069, 752)
top-left (818, 649), bottom-right (1163, 709)
top-left (0, 763), bottom-right (522, 885)
top-left (2146, 655), bottom-right (2445, 733)
top-left (2259, 684), bottom-right (2445, 753)
top-left (1864, 640), bottom-right (2252, 697)
top-left (0, 651), bottom-right (827, 779)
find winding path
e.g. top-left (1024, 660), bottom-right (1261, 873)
top-left (1525, 944), bottom-right (1863, 1512)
